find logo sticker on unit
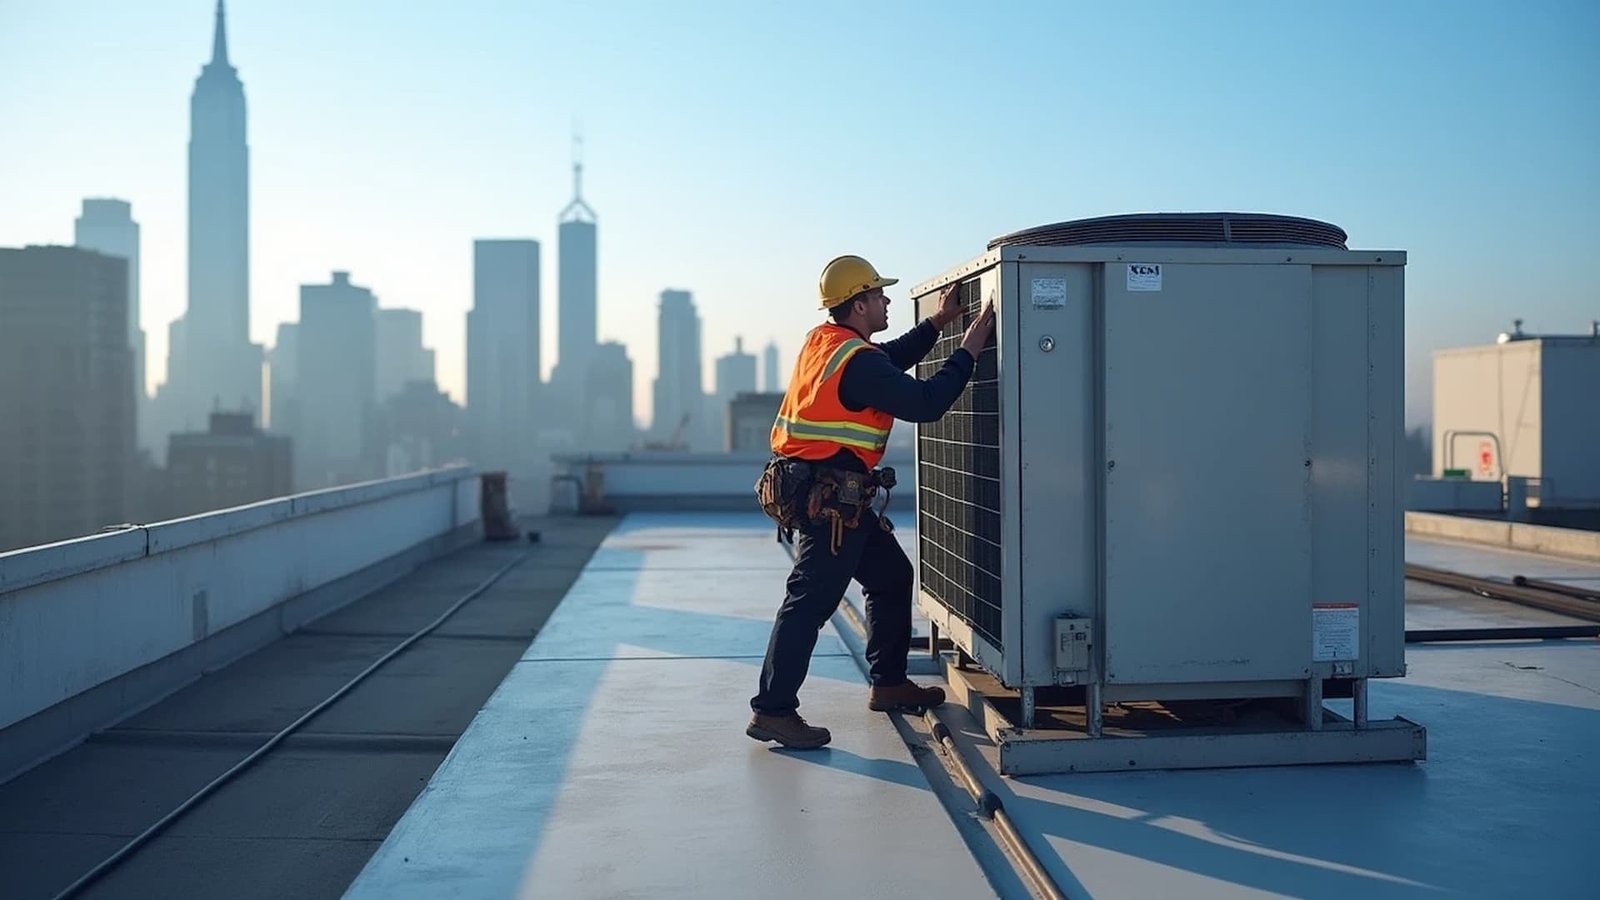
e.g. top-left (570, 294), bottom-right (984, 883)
top-left (1127, 264), bottom-right (1162, 292)
top-left (1030, 277), bottom-right (1066, 309)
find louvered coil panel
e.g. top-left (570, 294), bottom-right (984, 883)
top-left (915, 277), bottom-right (1003, 650)
top-left (987, 212), bottom-right (1347, 250)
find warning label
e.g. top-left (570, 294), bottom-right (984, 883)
top-left (1312, 603), bottom-right (1360, 662)
top-left (1030, 277), bottom-right (1067, 309)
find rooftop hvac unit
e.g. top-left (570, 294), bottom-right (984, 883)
top-left (911, 212), bottom-right (1423, 772)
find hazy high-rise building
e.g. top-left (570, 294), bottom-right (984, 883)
top-left (376, 308), bottom-right (434, 402)
top-left (266, 322), bottom-right (297, 434)
top-left (381, 381), bottom-right (463, 478)
top-left (73, 198), bottom-right (149, 454)
top-left (763, 340), bottom-right (782, 393)
top-left (467, 239), bottom-right (540, 467)
top-left (715, 336), bottom-right (759, 402)
top-left (713, 337), bottom-right (759, 450)
top-left (171, 0), bottom-right (260, 429)
top-left (652, 289), bottom-right (705, 447)
top-left (295, 271), bottom-right (377, 488)
top-left (555, 139), bottom-right (598, 407)
top-left (0, 246), bottom-right (133, 551)
top-left (147, 318), bottom-right (189, 464)
top-left (167, 411), bottom-right (291, 519)
top-left (584, 341), bottom-right (635, 452)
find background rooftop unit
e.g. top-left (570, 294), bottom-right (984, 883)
top-left (1431, 322), bottom-right (1600, 512)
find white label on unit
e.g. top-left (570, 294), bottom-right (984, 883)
top-left (1126, 263), bottom-right (1162, 292)
top-left (1030, 277), bottom-right (1067, 309)
top-left (1312, 603), bottom-right (1360, 661)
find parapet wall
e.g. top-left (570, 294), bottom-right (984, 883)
top-left (0, 467), bottom-right (482, 781)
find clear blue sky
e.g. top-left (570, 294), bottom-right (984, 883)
top-left (2, 0), bottom-right (1595, 426)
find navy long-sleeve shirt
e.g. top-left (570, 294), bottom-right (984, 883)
top-left (812, 317), bottom-right (975, 473)
top-left (838, 317), bottom-right (975, 422)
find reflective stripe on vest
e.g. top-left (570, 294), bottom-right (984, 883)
top-left (772, 413), bottom-right (890, 452)
top-left (820, 338), bottom-right (870, 383)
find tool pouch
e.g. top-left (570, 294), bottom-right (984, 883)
top-left (806, 467), bottom-right (885, 554)
top-left (754, 456), bottom-right (813, 541)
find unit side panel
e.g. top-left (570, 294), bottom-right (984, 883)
top-left (1015, 263), bottom-right (1098, 686)
top-left (996, 266), bottom-right (1023, 685)
top-left (1507, 344), bottom-right (1544, 483)
top-left (1103, 262), bottom-right (1315, 686)
top-left (1366, 264), bottom-right (1406, 676)
top-left (1539, 342), bottom-right (1600, 506)
top-left (1309, 266), bottom-right (1379, 675)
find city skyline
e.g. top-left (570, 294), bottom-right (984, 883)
top-left (1, 2), bottom-right (1596, 426)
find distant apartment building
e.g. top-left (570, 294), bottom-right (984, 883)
top-left (584, 341), bottom-right (635, 452)
top-left (652, 289), bottom-right (706, 448)
top-left (0, 246), bottom-right (134, 550)
top-left (763, 340), bottom-right (783, 393)
top-left (727, 392), bottom-right (784, 453)
top-left (714, 337), bottom-right (759, 445)
top-left (467, 239), bottom-right (540, 467)
top-left (295, 271), bottom-right (377, 489)
top-left (73, 198), bottom-right (150, 454)
top-left (381, 380), bottom-right (464, 477)
top-left (377, 308), bottom-right (435, 402)
top-left (267, 322), bottom-right (298, 435)
top-left (166, 411), bottom-right (292, 518)
top-left (715, 337), bottom-right (758, 400)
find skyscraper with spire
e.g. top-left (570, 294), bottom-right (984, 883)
top-left (164, 0), bottom-right (260, 436)
top-left (552, 135), bottom-right (598, 431)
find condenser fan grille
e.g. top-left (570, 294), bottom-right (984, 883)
top-left (916, 277), bottom-right (1003, 650)
top-left (987, 212), bottom-right (1348, 250)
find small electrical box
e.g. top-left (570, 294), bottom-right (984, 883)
top-left (1053, 617), bottom-right (1094, 681)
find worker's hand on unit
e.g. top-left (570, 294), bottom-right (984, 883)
top-left (960, 299), bottom-right (996, 357)
top-left (932, 283), bottom-right (964, 330)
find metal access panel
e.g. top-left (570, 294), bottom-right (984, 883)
top-left (1102, 262), bottom-right (1315, 685)
top-left (1013, 262), bottom-right (1098, 687)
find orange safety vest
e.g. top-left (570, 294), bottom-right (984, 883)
top-left (771, 323), bottom-right (895, 468)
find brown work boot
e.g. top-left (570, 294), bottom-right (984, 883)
top-left (868, 680), bottom-right (946, 712)
top-left (746, 713), bottom-right (831, 750)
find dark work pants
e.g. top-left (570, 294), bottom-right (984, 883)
top-left (751, 507), bottom-right (914, 717)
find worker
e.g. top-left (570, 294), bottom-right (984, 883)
top-left (748, 254), bottom-right (996, 750)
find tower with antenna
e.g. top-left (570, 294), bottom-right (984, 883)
top-left (556, 130), bottom-right (598, 408)
top-left (159, 0), bottom-right (261, 450)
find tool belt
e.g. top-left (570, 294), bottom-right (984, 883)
top-left (755, 456), bottom-right (814, 542)
top-left (755, 456), bottom-right (895, 553)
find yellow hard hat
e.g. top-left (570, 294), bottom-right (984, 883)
top-left (818, 255), bottom-right (898, 309)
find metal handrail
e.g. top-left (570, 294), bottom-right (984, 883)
top-left (1443, 429), bottom-right (1504, 480)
